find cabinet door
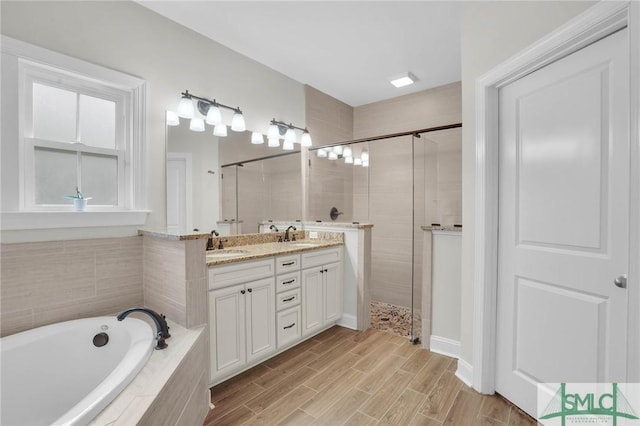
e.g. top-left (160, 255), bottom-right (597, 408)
top-left (323, 262), bottom-right (343, 323)
top-left (245, 277), bottom-right (276, 364)
top-left (209, 283), bottom-right (246, 382)
top-left (301, 267), bottom-right (324, 337)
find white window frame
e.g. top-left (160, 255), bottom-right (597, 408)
top-left (1, 36), bottom-right (148, 230)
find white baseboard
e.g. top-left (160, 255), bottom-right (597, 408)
top-left (337, 314), bottom-right (357, 330)
top-left (430, 335), bottom-right (460, 359)
top-left (455, 358), bottom-right (473, 388)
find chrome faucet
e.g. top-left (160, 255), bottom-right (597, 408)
top-left (284, 225), bottom-right (297, 242)
top-left (117, 307), bottom-right (171, 350)
top-left (206, 230), bottom-right (219, 250)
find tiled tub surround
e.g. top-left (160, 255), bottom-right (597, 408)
top-left (0, 236), bottom-right (143, 337)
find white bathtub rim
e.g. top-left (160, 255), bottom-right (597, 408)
top-left (2, 316), bottom-right (155, 426)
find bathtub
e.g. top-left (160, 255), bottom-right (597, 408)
top-left (1, 316), bottom-right (154, 426)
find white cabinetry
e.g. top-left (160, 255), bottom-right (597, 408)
top-left (209, 259), bottom-right (276, 384)
top-left (301, 248), bottom-right (343, 337)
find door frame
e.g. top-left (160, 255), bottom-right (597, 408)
top-left (166, 152), bottom-right (193, 233)
top-left (473, 1), bottom-right (640, 394)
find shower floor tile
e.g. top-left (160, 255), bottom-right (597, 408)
top-left (370, 300), bottom-right (421, 339)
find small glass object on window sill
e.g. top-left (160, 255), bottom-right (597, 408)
top-left (63, 187), bottom-right (92, 212)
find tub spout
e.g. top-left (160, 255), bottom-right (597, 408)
top-left (117, 308), bottom-right (171, 350)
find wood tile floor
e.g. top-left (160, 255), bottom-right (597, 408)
top-left (204, 326), bottom-right (538, 425)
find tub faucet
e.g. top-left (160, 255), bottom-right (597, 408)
top-left (284, 225), bottom-right (297, 242)
top-left (117, 308), bottom-right (171, 350)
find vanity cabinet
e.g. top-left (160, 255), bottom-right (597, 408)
top-left (209, 260), bottom-right (276, 384)
top-left (301, 248), bottom-right (343, 337)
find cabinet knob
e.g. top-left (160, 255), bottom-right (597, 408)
top-left (240, 290), bottom-right (246, 294)
top-left (247, 288), bottom-right (252, 293)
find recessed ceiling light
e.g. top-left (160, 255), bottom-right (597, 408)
top-left (390, 72), bottom-right (418, 88)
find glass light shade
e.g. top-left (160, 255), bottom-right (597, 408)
top-left (354, 158), bottom-right (362, 166)
top-left (361, 150), bottom-right (370, 162)
top-left (268, 137), bottom-right (280, 147)
top-left (189, 117), bottom-right (205, 132)
top-left (300, 131), bottom-right (312, 147)
top-left (205, 105), bottom-right (222, 125)
top-left (251, 132), bottom-right (264, 144)
top-left (268, 123), bottom-right (280, 140)
top-left (282, 140), bottom-right (294, 150)
top-left (285, 127), bottom-right (296, 144)
top-left (231, 112), bottom-right (246, 132)
top-left (362, 160), bottom-right (369, 167)
top-left (177, 97), bottom-right (194, 119)
top-left (328, 151), bottom-right (338, 160)
top-left (344, 156), bottom-right (353, 164)
top-left (213, 123), bottom-right (227, 137)
top-left (333, 145), bottom-right (343, 155)
top-left (166, 111), bottom-right (180, 126)
top-left (317, 148), bottom-right (328, 158)
top-left (342, 146), bottom-right (352, 157)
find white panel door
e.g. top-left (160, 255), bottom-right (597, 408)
top-left (496, 28), bottom-right (629, 417)
top-left (209, 283), bottom-right (246, 383)
top-left (245, 277), bottom-right (276, 364)
top-left (166, 153), bottom-right (191, 234)
top-left (323, 262), bottom-right (342, 323)
top-left (302, 268), bottom-right (324, 336)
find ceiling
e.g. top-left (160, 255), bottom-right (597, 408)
top-left (137, 1), bottom-right (464, 107)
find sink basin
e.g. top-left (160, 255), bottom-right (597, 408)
top-left (207, 250), bottom-right (248, 259)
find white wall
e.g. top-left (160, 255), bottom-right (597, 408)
top-left (0, 0), bottom-right (305, 242)
top-left (459, 0), bottom-right (595, 365)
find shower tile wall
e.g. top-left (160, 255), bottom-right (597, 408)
top-left (0, 236), bottom-right (143, 336)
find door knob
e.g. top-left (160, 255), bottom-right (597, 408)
top-left (614, 274), bottom-right (627, 289)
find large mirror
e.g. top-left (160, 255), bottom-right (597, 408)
top-left (166, 116), bottom-right (302, 235)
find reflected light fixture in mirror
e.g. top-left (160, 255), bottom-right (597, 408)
top-left (317, 148), bottom-right (327, 158)
top-left (251, 132), bottom-right (264, 144)
top-left (268, 119), bottom-right (312, 151)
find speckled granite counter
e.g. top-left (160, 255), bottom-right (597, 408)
top-left (207, 237), bottom-right (343, 266)
top-left (261, 220), bottom-right (373, 229)
top-left (420, 225), bottom-right (463, 232)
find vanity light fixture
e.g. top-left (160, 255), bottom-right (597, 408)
top-left (389, 72), bottom-right (418, 88)
top-left (361, 150), bottom-right (369, 162)
top-left (333, 145), bottom-right (343, 155)
top-left (268, 119), bottom-right (313, 150)
top-left (354, 157), bottom-right (363, 166)
top-left (178, 90), bottom-right (245, 136)
top-left (268, 137), bottom-right (280, 147)
top-left (342, 146), bottom-right (352, 158)
top-left (166, 111), bottom-right (180, 126)
top-left (251, 132), bottom-right (264, 144)
top-left (328, 151), bottom-right (338, 160)
top-left (317, 148), bottom-right (328, 158)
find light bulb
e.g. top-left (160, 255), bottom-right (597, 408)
top-left (317, 148), bottom-right (328, 158)
top-left (333, 145), bottom-right (343, 155)
top-left (328, 151), bottom-right (338, 160)
top-left (354, 158), bottom-right (362, 166)
top-left (231, 111), bottom-right (246, 132)
top-left (205, 105), bottom-right (222, 125)
top-left (213, 123), bottom-right (227, 137)
top-left (268, 123), bottom-right (279, 139)
top-left (342, 146), bottom-right (352, 157)
top-left (177, 96), bottom-right (194, 119)
top-left (166, 111), bottom-right (180, 126)
top-left (285, 127), bottom-right (296, 144)
top-left (189, 117), bottom-right (205, 132)
top-left (251, 132), bottom-right (264, 144)
top-left (361, 150), bottom-right (369, 162)
top-left (362, 160), bottom-right (369, 167)
top-left (345, 156), bottom-right (353, 164)
top-left (268, 137), bottom-right (280, 147)
top-left (283, 140), bottom-right (294, 150)
top-left (300, 130), bottom-right (312, 147)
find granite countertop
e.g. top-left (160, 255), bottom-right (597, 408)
top-left (261, 220), bottom-right (373, 229)
top-left (421, 225), bottom-right (463, 232)
top-left (207, 239), bottom-right (343, 266)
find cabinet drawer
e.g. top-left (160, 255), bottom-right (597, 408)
top-left (277, 306), bottom-right (301, 349)
top-left (276, 271), bottom-right (301, 293)
top-left (209, 258), bottom-right (275, 290)
top-left (301, 247), bottom-right (342, 269)
top-left (276, 254), bottom-right (300, 274)
top-left (276, 288), bottom-right (301, 311)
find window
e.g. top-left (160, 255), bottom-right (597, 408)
top-left (22, 64), bottom-right (127, 209)
top-left (1, 36), bottom-right (147, 230)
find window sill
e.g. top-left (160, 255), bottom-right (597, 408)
top-left (1, 210), bottom-right (150, 230)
